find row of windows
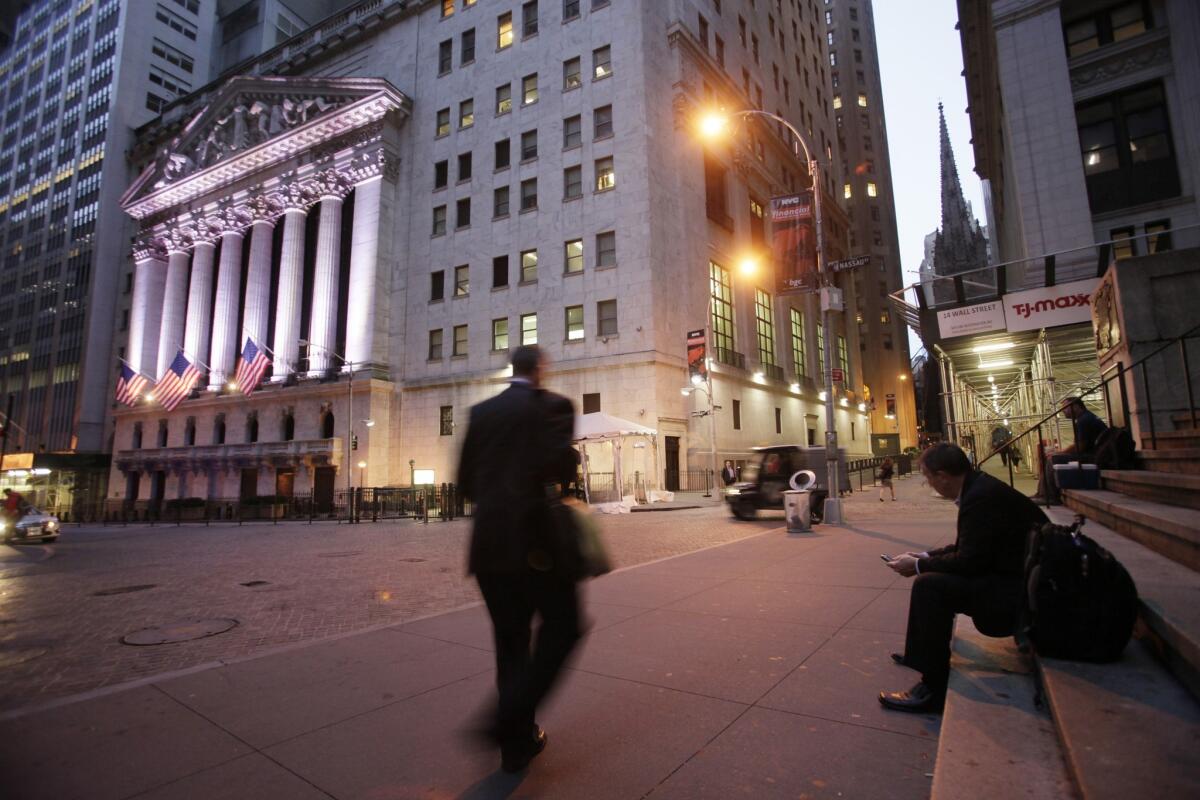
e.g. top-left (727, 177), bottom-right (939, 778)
top-left (427, 300), bottom-right (619, 361)
top-left (430, 231), bottom-right (617, 301)
top-left (440, 0), bottom-right (610, 23)
top-left (155, 4), bottom-right (197, 40)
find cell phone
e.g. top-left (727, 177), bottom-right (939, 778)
top-left (880, 554), bottom-right (892, 562)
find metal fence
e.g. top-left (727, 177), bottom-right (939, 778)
top-left (845, 455), bottom-right (914, 493)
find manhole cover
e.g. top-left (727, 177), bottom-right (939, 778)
top-left (317, 551), bottom-right (363, 558)
top-left (0, 647), bottom-right (48, 668)
top-left (399, 557), bottom-right (426, 563)
top-left (122, 618), bottom-right (239, 646)
top-left (93, 584), bottom-right (158, 596)
top-left (240, 580), bottom-right (270, 587)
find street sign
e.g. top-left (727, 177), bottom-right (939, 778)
top-left (831, 368), bottom-right (844, 383)
top-left (828, 255), bottom-right (871, 272)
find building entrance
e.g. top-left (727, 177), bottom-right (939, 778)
top-left (664, 436), bottom-right (680, 491)
top-left (313, 467), bottom-right (335, 512)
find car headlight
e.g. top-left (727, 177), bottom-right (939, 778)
top-left (724, 488), bottom-right (741, 496)
top-left (47, 520), bottom-right (58, 530)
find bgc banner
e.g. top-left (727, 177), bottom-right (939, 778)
top-left (770, 192), bottom-right (818, 295)
top-left (687, 329), bottom-right (707, 381)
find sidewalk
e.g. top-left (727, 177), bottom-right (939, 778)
top-left (0, 477), bottom-right (955, 799)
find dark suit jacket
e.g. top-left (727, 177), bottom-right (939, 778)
top-left (918, 470), bottom-right (1048, 579)
top-left (458, 382), bottom-right (577, 575)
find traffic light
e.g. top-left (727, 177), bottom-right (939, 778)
top-left (351, 434), bottom-right (358, 450)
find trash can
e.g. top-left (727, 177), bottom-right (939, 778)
top-left (784, 490), bottom-right (811, 533)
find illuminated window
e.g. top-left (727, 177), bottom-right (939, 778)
top-left (564, 239), bottom-right (583, 273)
top-left (832, 95), bottom-right (842, 109)
top-left (565, 305), bottom-right (584, 340)
top-left (595, 157), bottom-right (615, 191)
top-left (521, 312), bottom-right (538, 344)
top-left (790, 308), bottom-right (806, 378)
top-left (497, 12), bottom-right (513, 49)
top-left (843, 183), bottom-right (852, 199)
top-left (867, 182), bottom-right (878, 197)
top-left (754, 288), bottom-right (776, 368)
top-left (857, 93), bottom-right (868, 107)
top-left (491, 318), bottom-right (509, 350)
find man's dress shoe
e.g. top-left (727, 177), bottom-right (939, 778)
top-left (879, 682), bottom-right (945, 713)
top-left (501, 726), bottom-right (547, 773)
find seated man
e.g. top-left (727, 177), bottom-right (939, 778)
top-left (879, 442), bottom-right (1048, 713)
top-left (1036, 396), bottom-right (1108, 503)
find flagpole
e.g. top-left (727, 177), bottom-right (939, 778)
top-left (118, 357), bottom-right (155, 382)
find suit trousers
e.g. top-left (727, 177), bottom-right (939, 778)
top-left (477, 569), bottom-right (583, 744)
top-left (903, 572), bottom-right (1021, 690)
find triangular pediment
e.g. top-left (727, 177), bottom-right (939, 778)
top-left (123, 75), bottom-right (409, 217)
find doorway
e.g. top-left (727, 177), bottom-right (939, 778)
top-left (313, 466), bottom-right (336, 512)
top-left (664, 436), bottom-right (680, 491)
top-left (239, 468), bottom-right (258, 501)
top-left (150, 471), bottom-right (166, 517)
top-left (275, 469), bottom-right (295, 499)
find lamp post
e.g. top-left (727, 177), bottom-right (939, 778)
top-left (681, 373), bottom-right (720, 497)
top-left (699, 109), bottom-right (843, 523)
top-left (298, 339), bottom-right (360, 522)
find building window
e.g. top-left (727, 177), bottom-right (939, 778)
top-left (521, 129), bottom-right (538, 161)
top-left (1064, 3), bottom-right (1151, 58)
top-left (732, 398), bottom-right (741, 430)
top-left (833, 95), bottom-right (842, 109)
top-left (593, 45), bottom-right (612, 79)
top-left (434, 160), bottom-right (448, 189)
top-left (1145, 219), bottom-right (1172, 253)
top-left (441, 0), bottom-right (454, 18)
top-left (858, 93), bottom-right (868, 108)
top-left (496, 83), bottom-right (512, 115)
top-left (436, 107), bottom-right (450, 136)
top-left (754, 288), bottom-right (776, 368)
top-left (564, 0), bottom-right (580, 21)
top-left (593, 104), bottom-right (613, 138)
top-left (454, 264), bottom-right (469, 296)
top-left (520, 178), bottom-right (538, 210)
top-left (492, 318), bottom-right (509, 350)
top-left (214, 415), bottom-right (226, 444)
top-left (564, 166), bottom-right (583, 199)
top-left (710, 261), bottom-right (735, 355)
top-left (458, 152), bottom-right (472, 182)
top-left (597, 299), bottom-right (617, 336)
top-left (705, 152), bottom-right (730, 226)
top-left (521, 312), bottom-right (538, 345)
top-left (522, 73), bottom-right (539, 105)
top-left (562, 115), bottom-right (583, 149)
top-left (817, 324), bottom-right (825, 377)
top-left (565, 305), bottom-right (585, 340)
top-left (595, 157), bottom-right (615, 191)
top-left (749, 197), bottom-right (765, 244)
top-left (440, 406), bottom-right (454, 436)
top-left (461, 28), bottom-right (476, 63)
top-left (493, 255), bottom-right (509, 288)
top-left (867, 182), bottom-right (877, 197)
top-left (453, 324), bottom-right (468, 356)
top-left (521, 249), bottom-right (538, 282)
top-left (428, 329), bottom-right (444, 360)
top-left (698, 13), bottom-right (709, 48)
top-left (883, 334), bottom-right (894, 351)
top-left (438, 39), bottom-right (453, 74)
top-left (1110, 226), bottom-right (1136, 260)
top-left (582, 392), bottom-right (600, 413)
top-left (790, 308), bottom-right (806, 378)
top-left (522, 0), bottom-right (538, 37)
top-left (246, 415), bottom-right (259, 443)
top-left (715, 35), bottom-right (725, 67)
top-left (497, 11), bottom-right (513, 49)
top-left (495, 138), bottom-right (511, 169)
top-left (564, 56), bottom-right (582, 90)
top-left (432, 205), bottom-right (447, 236)
top-left (430, 270), bottom-right (445, 301)
top-left (459, 99), bottom-right (474, 128)
top-left (1077, 82), bottom-right (1180, 213)
top-left (775, 407), bottom-right (782, 435)
top-left (843, 183), bottom-right (852, 199)
top-left (493, 186), bottom-right (510, 217)
top-left (565, 239), bottom-right (584, 273)
top-left (596, 231), bottom-right (616, 267)
top-left (837, 335), bottom-right (848, 374)
top-left (456, 198), bottom-right (471, 228)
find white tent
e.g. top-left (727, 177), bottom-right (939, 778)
top-left (572, 412), bottom-right (667, 508)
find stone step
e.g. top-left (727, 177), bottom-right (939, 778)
top-left (1142, 430), bottom-right (1200, 450)
top-left (1137, 447), bottom-right (1200, 475)
top-left (1171, 411), bottom-right (1199, 431)
top-left (931, 619), bottom-right (1075, 800)
top-left (1063, 489), bottom-right (1200, 572)
top-left (1100, 469), bottom-right (1200, 511)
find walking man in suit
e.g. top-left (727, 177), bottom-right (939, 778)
top-left (879, 442), bottom-right (1048, 713)
top-left (458, 346), bottom-right (582, 772)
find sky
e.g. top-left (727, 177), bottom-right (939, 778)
top-left (873, 0), bottom-right (985, 352)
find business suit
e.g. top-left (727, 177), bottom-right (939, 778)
top-left (458, 380), bottom-right (581, 764)
top-left (904, 470), bottom-right (1048, 690)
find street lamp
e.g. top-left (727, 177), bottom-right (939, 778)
top-left (357, 460), bottom-right (367, 488)
top-left (298, 338), bottom-right (360, 521)
top-left (681, 382), bottom-right (719, 498)
top-left (698, 108), bottom-right (843, 523)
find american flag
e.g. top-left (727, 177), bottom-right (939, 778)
top-left (156, 350), bottom-right (201, 412)
top-left (115, 363), bottom-right (150, 407)
top-left (233, 337), bottom-right (271, 395)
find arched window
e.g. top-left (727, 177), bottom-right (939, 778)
top-left (246, 414), bottom-right (259, 443)
top-left (282, 413), bottom-right (295, 441)
top-left (157, 420), bottom-right (169, 447)
top-left (184, 417), bottom-right (196, 446)
top-left (132, 422), bottom-right (143, 449)
top-left (321, 411), bottom-right (335, 438)
top-left (214, 414), bottom-right (226, 445)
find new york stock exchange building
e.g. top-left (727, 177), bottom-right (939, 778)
top-left (110, 1), bottom-right (872, 513)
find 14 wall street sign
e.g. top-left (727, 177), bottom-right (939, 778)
top-left (936, 278), bottom-right (1101, 339)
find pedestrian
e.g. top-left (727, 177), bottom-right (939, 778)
top-left (878, 457), bottom-right (895, 501)
top-left (991, 424), bottom-right (1012, 467)
top-left (458, 345), bottom-right (583, 773)
top-left (721, 460), bottom-right (737, 486)
top-left (879, 442), bottom-right (1048, 713)
top-left (1035, 397), bottom-right (1107, 504)
top-left (3, 488), bottom-right (27, 527)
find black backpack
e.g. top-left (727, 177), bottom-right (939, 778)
top-left (1093, 426), bottom-right (1136, 470)
top-left (1021, 517), bottom-right (1137, 662)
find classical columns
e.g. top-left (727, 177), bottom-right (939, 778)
top-left (128, 245), bottom-right (168, 378)
top-left (183, 237), bottom-right (217, 374)
top-left (242, 206), bottom-right (276, 352)
top-left (272, 199), bottom-right (308, 380)
top-left (157, 245), bottom-right (192, 379)
top-left (345, 176), bottom-right (382, 368)
top-left (308, 175), bottom-right (349, 375)
top-left (209, 220), bottom-right (246, 389)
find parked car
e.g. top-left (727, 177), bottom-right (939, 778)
top-left (724, 445), bottom-right (849, 524)
top-left (1, 507), bottom-right (61, 544)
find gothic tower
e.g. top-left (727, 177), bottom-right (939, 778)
top-left (932, 103), bottom-right (991, 304)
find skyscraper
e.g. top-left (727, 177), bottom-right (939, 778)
top-left (824, 0), bottom-right (916, 450)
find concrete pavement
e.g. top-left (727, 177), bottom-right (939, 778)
top-left (0, 475), bottom-right (956, 799)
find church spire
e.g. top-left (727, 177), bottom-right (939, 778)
top-left (939, 102), bottom-right (970, 239)
top-left (931, 103), bottom-right (990, 302)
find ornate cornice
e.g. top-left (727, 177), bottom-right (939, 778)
top-left (1069, 31), bottom-right (1172, 94)
top-left (132, 237), bottom-right (168, 262)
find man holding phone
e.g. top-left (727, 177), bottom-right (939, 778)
top-left (878, 442), bottom-right (1047, 713)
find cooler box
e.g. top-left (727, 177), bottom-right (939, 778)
top-left (1053, 463), bottom-right (1100, 490)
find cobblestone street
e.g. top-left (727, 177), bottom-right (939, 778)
top-left (0, 495), bottom-right (798, 715)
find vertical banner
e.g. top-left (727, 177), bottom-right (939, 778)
top-left (770, 192), bottom-right (817, 295)
top-left (687, 328), bottom-right (707, 381)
